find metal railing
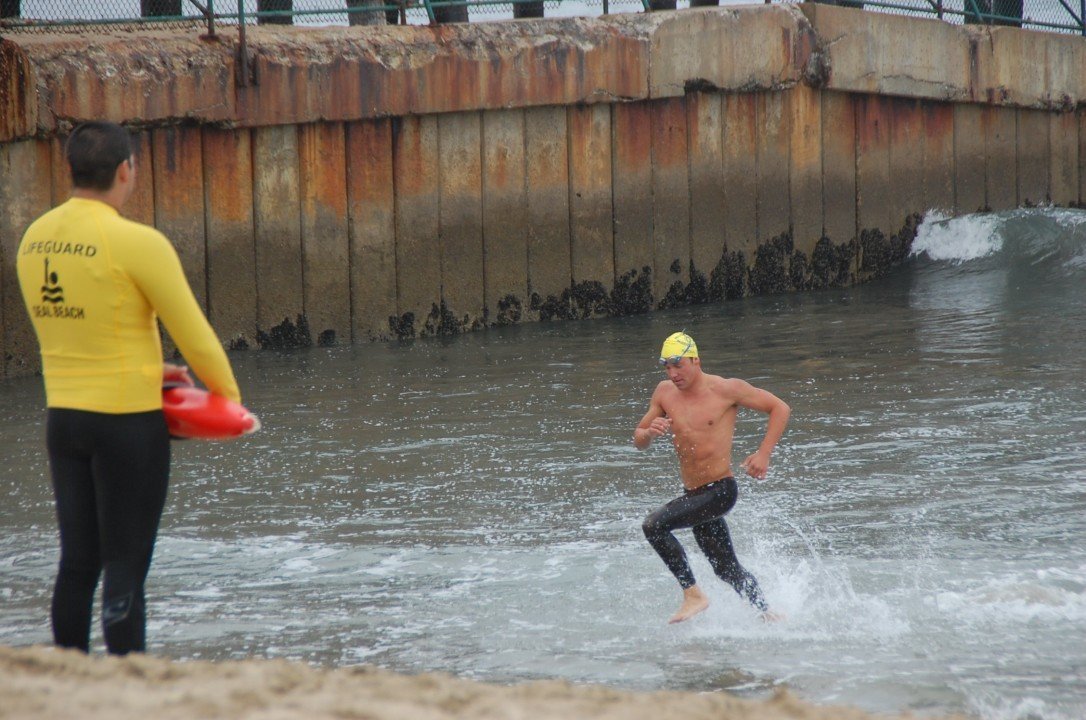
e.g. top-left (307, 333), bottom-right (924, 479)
top-left (816, 0), bottom-right (1084, 34)
top-left (0, 0), bottom-right (1082, 36)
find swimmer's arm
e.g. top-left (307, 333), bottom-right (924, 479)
top-left (633, 387), bottom-right (671, 450)
top-left (129, 234), bottom-right (242, 403)
top-left (731, 379), bottom-right (790, 479)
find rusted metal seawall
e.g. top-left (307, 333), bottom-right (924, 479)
top-left (1, 5), bottom-right (1084, 376)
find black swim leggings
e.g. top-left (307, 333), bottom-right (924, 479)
top-left (642, 477), bottom-right (768, 612)
top-left (46, 408), bottom-right (171, 655)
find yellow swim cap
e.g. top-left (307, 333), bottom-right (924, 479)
top-left (660, 332), bottom-right (698, 361)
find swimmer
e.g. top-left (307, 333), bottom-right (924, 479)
top-left (633, 332), bottom-right (790, 624)
top-left (16, 121), bottom-right (242, 655)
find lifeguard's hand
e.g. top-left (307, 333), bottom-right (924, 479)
top-left (163, 363), bottom-right (195, 387)
top-left (741, 451), bottom-right (770, 480)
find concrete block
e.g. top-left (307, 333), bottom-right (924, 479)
top-left (482, 109), bottom-right (529, 325)
top-left (652, 96), bottom-right (691, 306)
top-left (0, 139), bottom-right (52, 378)
top-left (524, 106), bottom-right (571, 311)
top-left (568, 104), bottom-right (614, 291)
top-left (970, 26), bottom-right (1086, 110)
top-left (346, 118), bottom-right (397, 342)
top-left (821, 91), bottom-right (857, 248)
top-left (239, 31), bottom-right (362, 126)
top-left (800, 3), bottom-right (972, 102)
top-left (16, 32), bottom-right (234, 134)
top-left (393, 114), bottom-right (441, 337)
top-left (920, 102), bottom-right (955, 215)
top-left (438, 112), bottom-right (485, 332)
top-left (984, 106), bottom-right (1017, 211)
top-left (5, 18), bottom-right (648, 135)
top-left (203, 128), bottom-right (257, 350)
top-left (152, 125), bottom-right (207, 337)
top-left (687, 92), bottom-right (727, 281)
top-left (757, 91), bottom-right (791, 243)
top-left (723, 93), bottom-right (758, 258)
top-left (1016, 108), bottom-right (1050, 207)
top-left (790, 84), bottom-right (823, 256)
top-left (647, 5), bottom-right (812, 99)
top-left (1049, 112), bottom-right (1079, 207)
top-left (240, 19), bottom-right (647, 127)
top-left (299, 122), bottom-right (350, 346)
top-left (954, 104), bottom-right (986, 214)
top-left (887, 97), bottom-right (924, 230)
top-left (252, 124), bottom-right (305, 336)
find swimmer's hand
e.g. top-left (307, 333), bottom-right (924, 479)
top-left (163, 363), bottom-right (195, 388)
top-left (740, 450), bottom-right (770, 480)
top-left (633, 416), bottom-right (672, 449)
top-left (646, 417), bottom-right (672, 438)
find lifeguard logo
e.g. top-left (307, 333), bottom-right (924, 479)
top-left (41, 258), bottom-right (63, 304)
top-left (32, 259), bottom-right (85, 320)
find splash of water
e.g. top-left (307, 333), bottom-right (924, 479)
top-left (913, 211), bottom-right (1005, 262)
top-left (913, 208), bottom-right (1086, 274)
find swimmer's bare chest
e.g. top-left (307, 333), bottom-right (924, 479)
top-left (663, 394), bottom-right (738, 485)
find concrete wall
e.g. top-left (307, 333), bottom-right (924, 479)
top-left (0, 5), bottom-right (1083, 377)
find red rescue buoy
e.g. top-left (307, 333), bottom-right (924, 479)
top-left (162, 386), bottom-right (261, 440)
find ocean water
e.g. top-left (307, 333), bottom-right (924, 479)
top-left (1, 207), bottom-right (1085, 719)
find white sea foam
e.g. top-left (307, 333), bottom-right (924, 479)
top-left (929, 567), bottom-right (1086, 627)
top-left (913, 211), bottom-right (1004, 262)
top-left (968, 694), bottom-right (1084, 720)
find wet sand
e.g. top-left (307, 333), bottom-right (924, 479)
top-left (1, 645), bottom-right (963, 720)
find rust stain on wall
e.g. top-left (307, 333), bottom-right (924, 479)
top-left (919, 102), bottom-right (955, 211)
top-left (125, 133), bottom-right (157, 227)
top-left (0, 41), bottom-right (33, 142)
top-left (48, 137), bottom-right (69, 206)
top-left (346, 118), bottom-right (397, 342)
top-left (390, 116), bottom-right (430, 198)
top-left (203, 129), bottom-right (252, 225)
top-left (152, 125), bottom-right (207, 306)
top-left (25, 33), bottom-right (233, 131)
top-left (612, 100), bottom-right (652, 169)
top-left (300, 123), bottom-right (349, 218)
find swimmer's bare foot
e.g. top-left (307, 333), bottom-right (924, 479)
top-left (760, 610), bottom-right (785, 623)
top-left (668, 586), bottom-right (710, 624)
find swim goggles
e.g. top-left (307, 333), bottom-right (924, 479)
top-left (659, 335), bottom-right (694, 367)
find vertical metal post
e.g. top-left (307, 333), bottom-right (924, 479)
top-left (603, 0), bottom-right (609, 14)
top-left (185, 0), bottom-right (217, 35)
top-left (964, 0), bottom-right (985, 23)
top-left (1081, 0), bottom-right (1085, 35)
top-left (238, 0), bottom-right (250, 88)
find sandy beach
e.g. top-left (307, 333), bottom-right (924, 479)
top-left (0, 644), bottom-right (964, 720)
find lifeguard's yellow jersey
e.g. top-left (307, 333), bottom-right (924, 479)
top-left (17, 197), bottom-right (240, 413)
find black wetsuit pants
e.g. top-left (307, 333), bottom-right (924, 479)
top-left (46, 408), bottom-right (171, 655)
top-left (642, 477), bottom-right (768, 612)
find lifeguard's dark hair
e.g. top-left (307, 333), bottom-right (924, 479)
top-left (65, 122), bottom-right (133, 191)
